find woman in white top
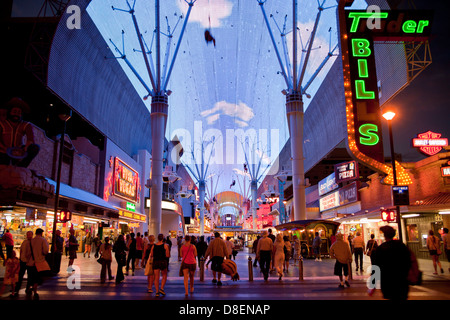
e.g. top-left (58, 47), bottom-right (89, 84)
top-left (272, 234), bottom-right (285, 280)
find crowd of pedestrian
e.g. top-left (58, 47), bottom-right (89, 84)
top-left (1, 225), bottom-right (449, 301)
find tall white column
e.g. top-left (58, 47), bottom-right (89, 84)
top-left (149, 94), bottom-right (168, 236)
top-left (286, 93), bottom-right (306, 221)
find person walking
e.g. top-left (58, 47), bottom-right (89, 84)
top-left (372, 226), bottom-right (411, 300)
top-left (365, 234), bottom-right (378, 265)
top-left (145, 235), bottom-right (156, 293)
top-left (292, 235), bottom-right (301, 266)
top-left (442, 228), bottom-right (450, 273)
top-left (283, 236), bottom-right (291, 273)
top-left (426, 230), bottom-right (444, 274)
top-left (135, 232), bottom-right (143, 269)
top-left (68, 228), bottom-right (79, 269)
top-left (2, 229), bottom-right (14, 259)
top-left (141, 232), bottom-right (149, 268)
top-left (177, 236), bottom-right (183, 261)
top-left (99, 237), bottom-right (114, 283)
top-left (2, 250), bottom-right (20, 298)
top-left (225, 237), bottom-right (234, 260)
top-left (256, 230), bottom-right (273, 281)
top-left (113, 234), bottom-right (127, 284)
top-left (252, 236), bottom-right (260, 267)
top-left (16, 230), bottom-right (33, 295)
top-left (52, 229), bottom-right (64, 274)
top-left (180, 235), bottom-right (198, 296)
top-left (195, 235), bottom-right (208, 266)
top-left (273, 234), bottom-right (285, 280)
top-left (205, 232), bottom-right (228, 286)
top-left (312, 232), bottom-right (322, 261)
top-left (352, 232), bottom-right (365, 272)
top-left (330, 233), bottom-right (352, 288)
top-left (126, 233), bottom-right (137, 276)
top-left (64, 234), bottom-right (70, 257)
top-left (27, 228), bottom-right (49, 300)
top-left (83, 232), bottom-right (93, 258)
top-left (150, 234), bottom-right (170, 297)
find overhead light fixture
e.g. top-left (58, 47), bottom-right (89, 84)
top-left (402, 214), bottom-right (420, 218)
top-left (439, 211), bottom-right (450, 215)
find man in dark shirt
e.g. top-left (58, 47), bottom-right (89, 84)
top-left (373, 226), bottom-right (411, 300)
top-left (52, 230), bottom-right (64, 274)
top-left (126, 233), bottom-right (137, 276)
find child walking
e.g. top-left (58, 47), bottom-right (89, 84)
top-left (2, 250), bottom-right (20, 298)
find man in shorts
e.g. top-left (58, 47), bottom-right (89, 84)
top-left (205, 232), bottom-right (228, 286)
top-left (330, 233), bottom-right (352, 288)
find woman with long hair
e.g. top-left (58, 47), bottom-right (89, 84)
top-left (180, 235), bottom-right (198, 296)
top-left (273, 233), bottom-right (285, 280)
top-left (99, 237), bottom-right (114, 283)
top-left (145, 235), bottom-right (156, 293)
top-left (113, 234), bottom-right (127, 284)
top-left (150, 234), bottom-right (170, 297)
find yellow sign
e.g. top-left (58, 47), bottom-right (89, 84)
top-left (118, 210), bottom-right (146, 222)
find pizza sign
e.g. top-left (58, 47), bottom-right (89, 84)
top-left (412, 131), bottom-right (448, 156)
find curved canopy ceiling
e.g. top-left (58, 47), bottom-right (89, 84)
top-left (87, 0), bottom-right (368, 203)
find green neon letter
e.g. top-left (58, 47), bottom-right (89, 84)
top-left (352, 38), bottom-right (372, 57)
top-left (358, 59), bottom-right (369, 78)
top-left (402, 20), bottom-right (417, 33)
top-left (355, 80), bottom-right (375, 99)
top-left (416, 20), bottom-right (429, 33)
top-left (348, 12), bottom-right (389, 33)
top-left (359, 123), bottom-right (380, 146)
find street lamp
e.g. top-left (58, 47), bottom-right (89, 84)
top-left (382, 110), bottom-right (403, 242)
top-left (50, 109), bottom-right (72, 273)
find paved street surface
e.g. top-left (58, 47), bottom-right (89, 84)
top-left (1, 246), bottom-right (449, 303)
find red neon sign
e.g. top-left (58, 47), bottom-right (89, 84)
top-left (381, 208), bottom-right (396, 222)
top-left (412, 131), bottom-right (448, 156)
top-left (113, 157), bottom-right (139, 202)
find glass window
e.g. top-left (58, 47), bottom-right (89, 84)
top-left (406, 224), bottom-right (419, 242)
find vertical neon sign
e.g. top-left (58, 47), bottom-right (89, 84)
top-left (338, 0), bottom-right (432, 185)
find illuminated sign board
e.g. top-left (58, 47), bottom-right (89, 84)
top-left (56, 210), bottom-right (72, 223)
top-left (338, 1), bottom-right (432, 182)
top-left (320, 191), bottom-right (340, 211)
top-left (412, 131), bottom-right (448, 156)
top-left (113, 157), bottom-right (139, 202)
top-left (334, 160), bottom-right (358, 183)
top-left (392, 186), bottom-right (409, 206)
top-left (381, 208), bottom-right (397, 222)
top-left (319, 182), bottom-right (358, 212)
top-left (441, 166), bottom-right (450, 177)
top-left (118, 209), bottom-right (146, 222)
top-left (318, 172), bottom-right (339, 196)
top-left (126, 202), bottom-right (136, 212)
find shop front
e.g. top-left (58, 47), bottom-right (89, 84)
top-left (116, 208), bottom-right (147, 238)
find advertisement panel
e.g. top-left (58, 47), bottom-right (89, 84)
top-left (318, 172), bottom-right (339, 196)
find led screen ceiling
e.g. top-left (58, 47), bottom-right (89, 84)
top-left (87, 0), bottom-right (367, 195)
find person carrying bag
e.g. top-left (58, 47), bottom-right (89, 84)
top-left (27, 228), bottom-right (49, 300)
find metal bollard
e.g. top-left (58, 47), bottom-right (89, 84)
top-left (200, 257), bottom-right (205, 282)
top-left (298, 258), bottom-right (304, 280)
top-left (248, 256), bottom-right (253, 281)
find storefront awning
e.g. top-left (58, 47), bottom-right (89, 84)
top-left (46, 178), bottom-right (118, 212)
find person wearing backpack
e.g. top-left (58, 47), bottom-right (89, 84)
top-left (426, 230), bottom-right (444, 274)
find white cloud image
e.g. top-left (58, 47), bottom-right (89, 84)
top-left (177, 0), bottom-right (233, 28)
top-left (201, 100), bottom-right (255, 126)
